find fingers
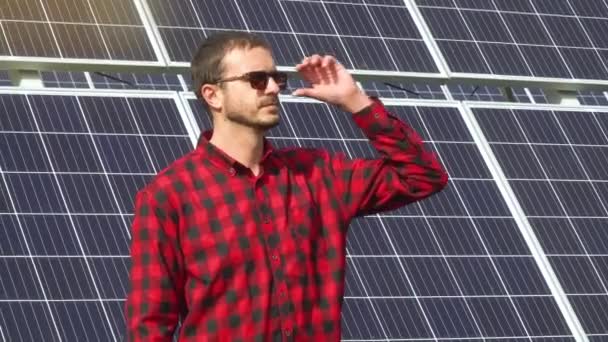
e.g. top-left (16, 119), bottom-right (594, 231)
top-left (296, 54), bottom-right (338, 84)
top-left (296, 54), bottom-right (337, 70)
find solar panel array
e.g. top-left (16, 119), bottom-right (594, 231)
top-left (0, 0), bottom-right (160, 63)
top-left (1, 0), bottom-right (608, 341)
top-left (417, 0), bottom-right (608, 80)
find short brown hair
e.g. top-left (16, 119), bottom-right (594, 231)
top-left (191, 31), bottom-right (272, 103)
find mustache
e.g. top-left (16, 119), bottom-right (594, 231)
top-left (260, 98), bottom-right (279, 107)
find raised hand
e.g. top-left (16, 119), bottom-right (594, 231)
top-left (292, 54), bottom-right (372, 113)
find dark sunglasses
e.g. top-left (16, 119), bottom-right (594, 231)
top-left (215, 71), bottom-right (288, 91)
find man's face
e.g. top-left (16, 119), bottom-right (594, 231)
top-left (219, 47), bottom-right (282, 131)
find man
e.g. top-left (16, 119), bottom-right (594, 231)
top-left (125, 31), bottom-right (448, 341)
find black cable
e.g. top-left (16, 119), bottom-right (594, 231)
top-left (468, 85), bottom-right (480, 99)
top-left (383, 82), bottom-right (425, 98)
top-left (93, 72), bottom-right (136, 88)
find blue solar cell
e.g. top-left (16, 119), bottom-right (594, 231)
top-left (49, 302), bottom-right (115, 341)
top-left (43, 134), bottom-right (105, 172)
top-left (348, 257), bottom-right (416, 296)
top-left (502, 12), bottom-right (552, 45)
top-left (0, 258), bottom-right (44, 298)
top-left (374, 298), bottom-right (433, 338)
top-left (192, 0), bottom-right (246, 30)
top-left (72, 215), bottom-right (130, 255)
top-left (510, 180), bottom-right (564, 216)
top-left (239, 0), bottom-right (290, 31)
top-left (434, 143), bottom-right (492, 179)
top-left (89, 257), bottom-right (129, 298)
top-left (0, 303), bottom-right (57, 341)
top-left (29, 95), bottom-right (88, 133)
top-left (5, 173), bottom-right (67, 213)
top-left (519, 45), bottom-right (573, 79)
top-left (418, 182), bottom-right (469, 216)
top-left (17, 215), bottom-right (81, 255)
top-left (530, 218), bottom-right (588, 255)
top-left (95, 135), bottom-right (155, 174)
top-left (474, 218), bottom-right (531, 255)
top-left (342, 36), bottom-right (398, 71)
top-left (532, 145), bottom-right (587, 180)
top-left (469, 297), bottom-right (528, 336)
top-left (129, 98), bottom-right (189, 135)
top-left (142, 136), bottom-right (195, 171)
top-left (106, 174), bottom-right (153, 213)
top-left (552, 182), bottom-right (606, 217)
top-left (0, 133), bottom-right (51, 172)
top-left (560, 48), bottom-right (608, 80)
top-left (0, 215), bottom-right (26, 254)
top-left (456, 180), bottom-right (511, 216)
top-left (158, 27), bottom-right (206, 62)
top-left (340, 299), bottom-right (385, 339)
top-left (35, 257), bottom-right (98, 298)
top-left (479, 43), bottom-right (532, 76)
top-left (346, 217), bottom-right (394, 255)
top-left (513, 296), bottom-right (572, 336)
top-left (297, 34), bottom-right (353, 69)
top-left (570, 295), bottom-right (608, 335)
top-left (57, 174), bottom-right (120, 213)
top-left (490, 144), bottom-right (545, 179)
top-left (403, 258), bottom-right (462, 296)
top-left (550, 256), bottom-right (606, 294)
top-left (0, 95), bottom-right (36, 131)
top-left (420, 298), bottom-right (479, 338)
top-left (495, 257), bottom-right (551, 295)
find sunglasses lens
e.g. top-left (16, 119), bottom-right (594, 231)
top-left (248, 72), bottom-right (269, 90)
top-left (273, 72), bottom-right (288, 90)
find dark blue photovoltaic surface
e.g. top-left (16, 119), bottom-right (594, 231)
top-left (416, 0), bottom-right (608, 80)
top-left (0, 92), bottom-right (193, 342)
top-left (473, 106), bottom-right (608, 337)
top-left (147, 0), bottom-right (438, 73)
top-left (1, 0), bottom-right (157, 61)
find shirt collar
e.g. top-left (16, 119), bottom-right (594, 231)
top-left (196, 130), bottom-right (275, 171)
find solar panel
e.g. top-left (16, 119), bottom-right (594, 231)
top-left (0, 90), bottom-right (195, 341)
top-left (415, 0), bottom-right (608, 84)
top-left (0, 0), bottom-right (162, 65)
top-left (469, 103), bottom-right (608, 340)
top-left (182, 93), bottom-right (582, 340)
top-left (145, 0), bottom-right (442, 75)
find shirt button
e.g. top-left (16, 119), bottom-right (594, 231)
top-left (373, 112), bottom-right (380, 119)
top-left (229, 167), bottom-right (236, 175)
top-left (285, 330), bottom-right (291, 336)
top-left (272, 254), bottom-right (279, 261)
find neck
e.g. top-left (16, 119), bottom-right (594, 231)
top-left (209, 120), bottom-right (265, 172)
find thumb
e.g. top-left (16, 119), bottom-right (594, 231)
top-left (292, 88), bottom-right (318, 98)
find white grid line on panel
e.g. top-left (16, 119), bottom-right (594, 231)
top-left (563, 0), bottom-right (608, 74)
top-left (506, 108), bottom-right (608, 294)
top-left (23, 94), bottom-right (117, 341)
top-left (460, 103), bottom-right (589, 341)
top-left (35, 0), bottom-right (64, 59)
top-left (83, 0), bottom-right (112, 59)
top-left (74, 95), bottom-right (134, 255)
top-left (0, 166), bottom-right (63, 342)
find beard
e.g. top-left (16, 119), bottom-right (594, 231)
top-left (225, 98), bottom-right (280, 131)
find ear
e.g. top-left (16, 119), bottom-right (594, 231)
top-left (201, 84), bottom-right (223, 111)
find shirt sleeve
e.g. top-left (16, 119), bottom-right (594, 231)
top-left (125, 189), bottom-right (184, 342)
top-left (326, 97), bottom-right (449, 219)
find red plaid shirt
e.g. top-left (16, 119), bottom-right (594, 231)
top-left (125, 98), bottom-right (448, 341)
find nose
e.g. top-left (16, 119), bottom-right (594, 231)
top-left (265, 77), bottom-right (281, 95)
